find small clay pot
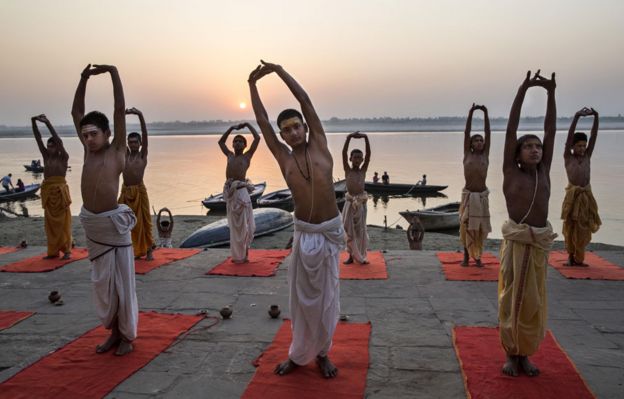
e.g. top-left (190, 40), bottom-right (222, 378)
top-left (48, 291), bottom-right (61, 304)
top-left (268, 305), bottom-right (281, 319)
top-left (220, 306), bottom-right (232, 319)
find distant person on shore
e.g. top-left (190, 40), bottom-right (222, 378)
top-left (118, 107), bottom-right (154, 261)
top-left (460, 104), bottom-right (492, 267)
top-left (31, 114), bottom-right (72, 260)
top-left (342, 131), bottom-right (371, 264)
top-left (562, 107), bottom-right (601, 266)
top-left (499, 70), bottom-right (558, 377)
top-left (73, 64), bottom-right (138, 356)
top-left (156, 207), bottom-right (174, 248)
top-left (2, 173), bottom-right (14, 192)
top-left (218, 122), bottom-right (260, 263)
top-left (382, 171), bottom-right (389, 184)
top-left (249, 60), bottom-right (344, 378)
top-left (417, 174), bottom-right (427, 186)
top-left (372, 171), bottom-right (380, 183)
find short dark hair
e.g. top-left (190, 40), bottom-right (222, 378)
top-left (127, 132), bottom-right (141, 142)
top-left (79, 111), bottom-right (110, 133)
top-left (47, 137), bottom-right (56, 145)
top-left (573, 132), bottom-right (588, 144)
top-left (277, 109), bottom-right (303, 129)
top-left (515, 134), bottom-right (542, 159)
top-left (233, 134), bottom-right (247, 145)
top-left (470, 134), bottom-right (484, 143)
top-left (350, 149), bottom-right (363, 157)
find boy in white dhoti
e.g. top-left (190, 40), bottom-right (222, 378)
top-left (342, 131), bottom-right (371, 264)
top-left (218, 123), bottom-right (261, 263)
top-left (72, 64), bottom-right (138, 356)
top-left (249, 60), bottom-right (344, 378)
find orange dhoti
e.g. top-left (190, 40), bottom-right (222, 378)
top-left (498, 220), bottom-right (557, 356)
top-left (459, 188), bottom-right (491, 260)
top-left (561, 184), bottom-right (601, 264)
top-left (41, 176), bottom-right (72, 257)
top-left (118, 183), bottom-right (154, 257)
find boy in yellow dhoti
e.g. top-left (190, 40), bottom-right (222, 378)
top-left (460, 104), bottom-right (492, 267)
top-left (342, 131), bottom-right (371, 264)
top-left (31, 114), bottom-right (72, 259)
top-left (562, 107), bottom-right (602, 266)
top-left (500, 70), bottom-right (558, 377)
top-left (218, 123), bottom-right (261, 263)
top-left (118, 108), bottom-right (154, 260)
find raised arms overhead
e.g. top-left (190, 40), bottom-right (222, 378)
top-left (362, 132), bottom-right (371, 171)
top-left (126, 107), bottom-right (148, 158)
top-left (71, 64), bottom-right (91, 148)
top-left (243, 122), bottom-right (261, 158)
top-left (586, 108), bottom-right (599, 157)
top-left (565, 107), bottom-right (591, 158)
top-left (342, 133), bottom-right (354, 171)
top-left (538, 72), bottom-right (557, 169)
top-left (31, 115), bottom-right (48, 156)
top-left (218, 125), bottom-right (237, 156)
top-left (464, 103), bottom-right (476, 155)
top-left (32, 114), bottom-right (68, 159)
top-left (480, 105), bottom-right (491, 156)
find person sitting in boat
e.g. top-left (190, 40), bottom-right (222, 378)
top-left (381, 171), bottom-right (389, 184)
top-left (1, 173), bottom-right (14, 192)
top-left (218, 122), bottom-right (261, 263)
top-left (15, 178), bottom-right (25, 192)
top-left (372, 171), bottom-right (380, 183)
top-left (417, 174), bottom-right (427, 186)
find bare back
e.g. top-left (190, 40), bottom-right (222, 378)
top-left (82, 146), bottom-right (125, 213)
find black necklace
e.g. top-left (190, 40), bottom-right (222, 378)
top-left (293, 144), bottom-right (311, 181)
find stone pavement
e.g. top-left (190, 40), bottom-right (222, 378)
top-left (0, 247), bottom-right (623, 398)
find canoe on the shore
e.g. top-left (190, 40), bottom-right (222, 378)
top-left (23, 165), bottom-right (44, 173)
top-left (257, 188), bottom-right (292, 208)
top-left (365, 181), bottom-right (447, 195)
top-left (201, 182), bottom-right (266, 211)
top-left (399, 202), bottom-right (460, 231)
top-left (180, 207), bottom-right (294, 248)
top-left (0, 184), bottom-right (40, 202)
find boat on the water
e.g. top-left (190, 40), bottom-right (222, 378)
top-left (257, 188), bottom-right (292, 208)
top-left (365, 181), bottom-right (447, 195)
top-left (0, 184), bottom-right (41, 202)
top-left (201, 182), bottom-right (266, 210)
top-left (23, 165), bottom-right (44, 173)
top-left (180, 207), bottom-right (294, 248)
top-left (399, 202), bottom-right (460, 231)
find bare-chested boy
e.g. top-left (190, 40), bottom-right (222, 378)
top-left (249, 60), bottom-right (344, 378)
top-left (218, 122), bottom-right (260, 263)
top-left (118, 107), bottom-right (154, 261)
top-left (562, 107), bottom-right (601, 266)
top-left (342, 131), bottom-right (371, 264)
top-left (460, 104), bottom-right (492, 267)
top-left (31, 114), bottom-right (72, 260)
top-left (499, 70), bottom-right (558, 377)
top-left (72, 64), bottom-right (138, 356)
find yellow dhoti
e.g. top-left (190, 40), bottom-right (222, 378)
top-left (561, 184), bottom-right (601, 263)
top-left (498, 220), bottom-right (557, 356)
top-left (41, 176), bottom-right (72, 257)
top-left (118, 183), bottom-right (153, 257)
top-left (459, 189), bottom-right (491, 259)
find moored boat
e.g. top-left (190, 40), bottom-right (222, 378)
top-left (24, 165), bottom-right (44, 173)
top-left (399, 202), bottom-right (460, 231)
top-left (201, 182), bottom-right (266, 211)
top-left (365, 181), bottom-right (447, 195)
top-left (257, 188), bottom-right (293, 208)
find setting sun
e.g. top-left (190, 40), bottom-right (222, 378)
top-left (239, 102), bottom-right (247, 109)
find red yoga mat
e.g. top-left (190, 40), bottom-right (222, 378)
top-left (242, 320), bottom-right (371, 399)
top-left (436, 251), bottom-right (500, 281)
top-left (0, 311), bottom-right (203, 399)
top-left (0, 246), bottom-right (19, 255)
top-left (549, 251), bottom-right (624, 280)
top-left (134, 247), bottom-right (201, 274)
top-left (207, 249), bottom-right (290, 277)
top-left (340, 250), bottom-right (388, 280)
top-left (0, 311), bottom-right (35, 331)
top-left (453, 326), bottom-right (596, 399)
top-left (0, 248), bottom-right (89, 273)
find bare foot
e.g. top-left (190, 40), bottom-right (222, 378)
top-left (317, 355), bottom-right (338, 378)
top-left (344, 256), bottom-right (353, 264)
top-left (134, 255), bottom-right (142, 260)
top-left (43, 255), bottom-right (59, 260)
top-left (146, 249), bottom-right (154, 261)
top-left (96, 332), bottom-right (120, 353)
top-left (360, 260), bottom-right (370, 265)
top-left (502, 355), bottom-right (519, 377)
top-left (274, 359), bottom-right (298, 376)
top-left (62, 252), bottom-right (71, 260)
top-left (460, 259), bottom-right (469, 267)
top-left (233, 258), bottom-right (249, 264)
top-left (519, 356), bottom-right (539, 376)
top-left (475, 258), bottom-right (483, 267)
top-left (115, 340), bottom-right (134, 356)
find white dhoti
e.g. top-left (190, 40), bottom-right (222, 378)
top-left (342, 192), bottom-right (369, 263)
top-left (289, 215), bottom-right (345, 365)
top-left (80, 205), bottom-right (139, 341)
top-left (224, 179), bottom-right (256, 262)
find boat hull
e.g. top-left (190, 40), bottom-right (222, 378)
top-left (202, 182), bottom-right (266, 210)
top-left (365, 182), bottom-right (447, 195)
top-left (399, 202), bottom-right (460, 231)
top-left (0, 184), bottom-right (40, 202)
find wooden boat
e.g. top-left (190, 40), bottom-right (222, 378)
top-left (257, 188), bottom-right (292, 208)
top-left (0, 184), bottom-right (41, 202)
top-left (365, 181), bottom-right (447, 195)
top-left (399, 202), bottom-right (460, 231)
top-left (180, 207), bottom-right (293, 248)
top-left (201, 182), bottom-right (266, 210)
top-left (24, 164), bottom-right (44, 173)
